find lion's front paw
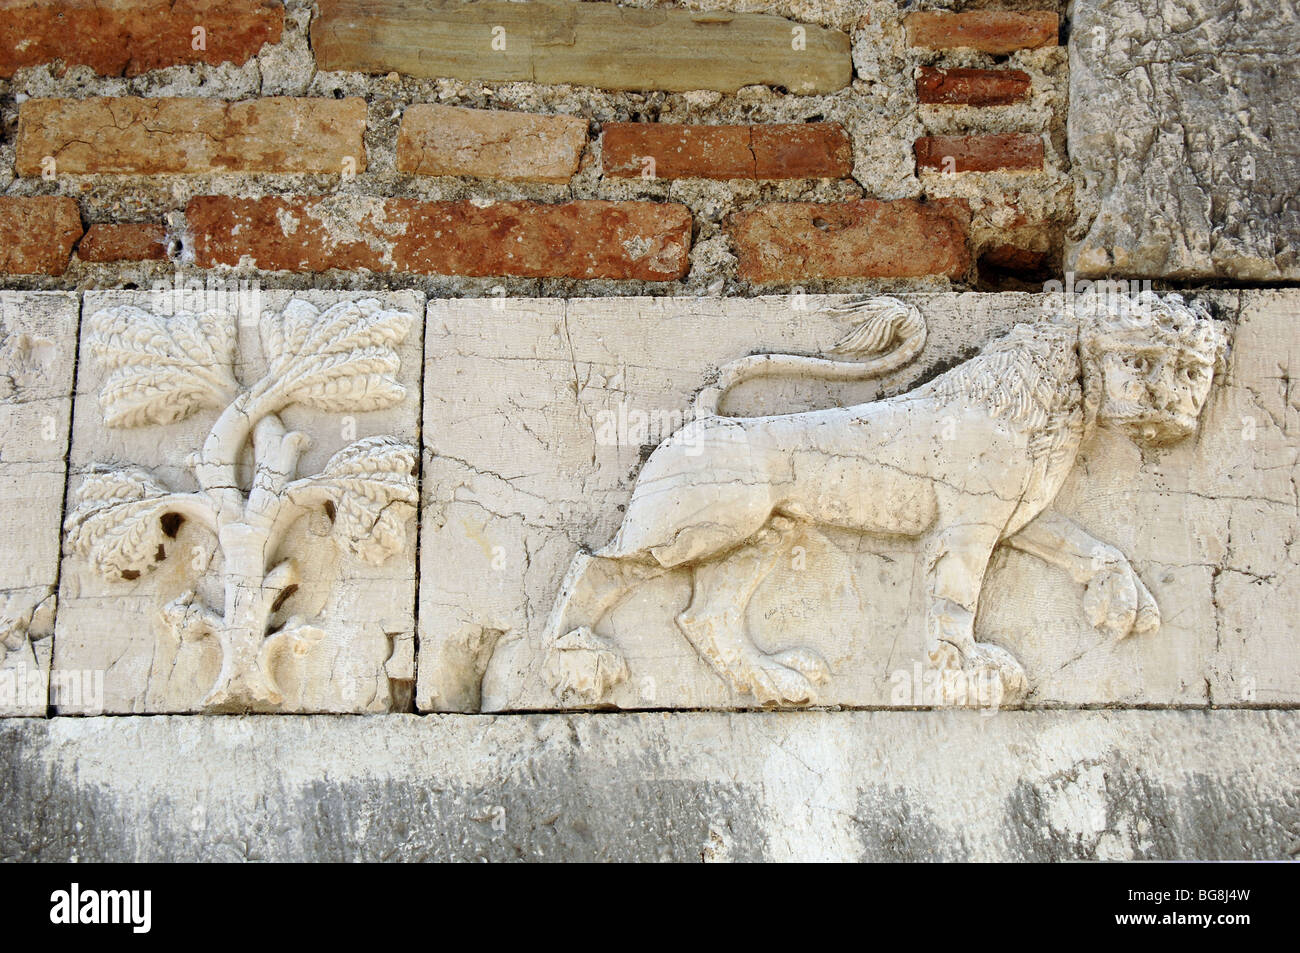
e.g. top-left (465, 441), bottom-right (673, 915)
top-left (931, 642), bottom-right (1027, 709)
top-left (1084, 555), bottom-right (1160, 639)
top-left (736, 648), bottom-right (829, 706)
top-left (966, 643), bottom-right (1028, 707)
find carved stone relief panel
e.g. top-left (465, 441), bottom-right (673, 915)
top-left (0, 293), bottom-right (76, 716)
top-left (54, 291), bottom-right (423, 713)
top-left (418, 291), bottom-right (1298, 712)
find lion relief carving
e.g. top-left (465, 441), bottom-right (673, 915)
top-left (542, 292), bottom-right (1228, 708)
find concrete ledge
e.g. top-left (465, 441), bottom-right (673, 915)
top-left (2, 711), bottom-right (1295, 861)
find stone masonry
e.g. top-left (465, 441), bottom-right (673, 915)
top-left (0, 0), bottom-right (1295, 863)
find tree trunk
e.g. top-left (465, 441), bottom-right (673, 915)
top-left (202, 522), bottom-right (283, 711)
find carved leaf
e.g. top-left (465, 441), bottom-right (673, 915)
top-left (286, 436), bottom-right (418, 565)
top-left (87, 306), bottom-right (239, 428)
top-left (64, 468), bottom-right (183, 582)
top-left (258, 299), bottom-right (413, 414)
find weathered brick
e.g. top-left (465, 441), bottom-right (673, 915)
top-left (915, 134), bottom-right (1044, 173)
top-left (0, 0), bottom-right (284, 78)
top-left (604, 124), bottom-right (749, 179)
top-left (397, 105), bottom-right (587, 183)
top-left (603, 123), bottom-right (853, 180)
top-left (729, 199), bottom-right (970, 283)
top-left (16, 97), bottom-right (366, 176)
top-left (905, 11), bottom-right (1058, 54)
top-left (752, 125), bottom-right (855, 180)
top-left (917, 67), bottom-right (1031, 107)
top-left (77, 224), bottom-right (169, 263)
top-left (0, 197), bottom-right (82, 275)
top-left (186, 196), bottom-right (692, 280)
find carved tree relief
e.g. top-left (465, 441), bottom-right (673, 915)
top-left (543, 293), bottom-right (1229, 709)
top-left (65, 299), bottom-right (418, 711)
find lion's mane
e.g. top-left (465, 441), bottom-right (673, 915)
top-left (916, 321), bottom-right (1084, 463)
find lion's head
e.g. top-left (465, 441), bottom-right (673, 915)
top-left (1076, 292), bottom-right (1229, 446)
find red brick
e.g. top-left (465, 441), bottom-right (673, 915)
top-left (0, 197), bottom-right (82, 275)
top-left (397, 105), bottom-right (588, 183)
top-left (16, 97), bottom-right (366, 176)
top-left (186, 196), bottom-right (692, 280)
top-left (0, 1), bottom-right (284, 79)
top-left (914, 134), bottom-right (1044, 173)
top-left (905, 11), bottom-right (1058, 54)
top-left (77, 224), bottom-right (169, 263)
top-left (917, 67), bottom-right (1031, 107)
top-left (729, 199), bottom-right (970, 283)
top-left (752, 125), bottom-right (854, 179)
top-left (602, 123), bottom-right (852, 180)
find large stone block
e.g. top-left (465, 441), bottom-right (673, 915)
top-left (0, 293), bottom-right (76, 716)
top-left (0, 711), bottom-right (1294, 861)
top-left (418, 291), bottom-right (1299, 712)
top-left (54, 291), bottom-right (423, 713)
top-left (312, 0), bottom-right (852, 94)
top-left (1068, 0), bottom-right (1299, 279)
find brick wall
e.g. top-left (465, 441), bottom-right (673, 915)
top-left (0, 0), bottom-right (1068, 293)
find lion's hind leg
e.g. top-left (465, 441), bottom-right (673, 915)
top-left (677, 516), bottom-right (829, 706)
top-left (923, 521), bottom-right (1028, 708)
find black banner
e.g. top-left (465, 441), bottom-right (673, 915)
top-left (2, 860), bottom-right (1287, 941)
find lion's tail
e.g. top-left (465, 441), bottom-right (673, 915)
top-left (693, 296), bottom-right (927, 418)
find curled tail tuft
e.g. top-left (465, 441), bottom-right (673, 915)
top-left (693, 296), bottom-right (927, 418)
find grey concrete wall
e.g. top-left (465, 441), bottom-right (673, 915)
top-left (3, 710), bottom-right (1295, 862)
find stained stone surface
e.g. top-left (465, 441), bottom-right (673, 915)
top-left (1068, 0), bottom-right (1300, 279)
top-left (1, 710), bottom-right (1295, 862)
top-left (53, 290), bottom-right (424, 714)
top-left (418, 291), bottom-right (1300, 712)
top-left (312, 0), bottom-right (854, 94)
top-left (0, 293), bottom-right (76, 716)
